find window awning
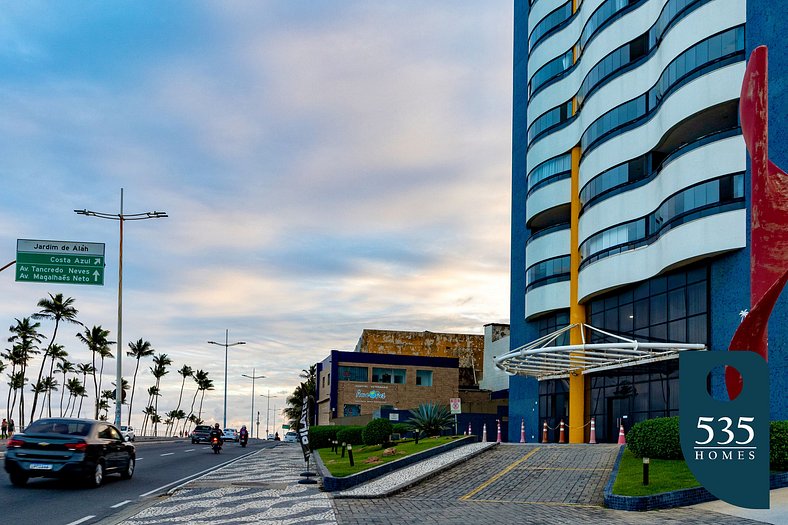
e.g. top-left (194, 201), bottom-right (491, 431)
top-left (494, 323), bottom-right (706, 381)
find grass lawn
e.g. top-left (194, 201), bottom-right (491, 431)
top-left (317, 436), bottom-right (464, 477)
top-left (612, 447), bottom-right (701, 496)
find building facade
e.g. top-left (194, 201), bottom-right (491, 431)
top-left (315, 350), bottom-right (459, 426)
top-left (510, 0), bottom-right (788, 443)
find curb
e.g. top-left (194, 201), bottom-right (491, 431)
top-left (603, 446), bottom-right (788, 511)
top-left (316, 435), bottom-right (479, 492)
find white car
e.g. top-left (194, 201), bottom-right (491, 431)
top-left (223, 428), bottom-right (239, 442)
top-left (284, 431), bottom-right (298, 443)
top-left (266, 433), bottom-right (275, 440)
top-left (119, 425), bottom-right (135, 442)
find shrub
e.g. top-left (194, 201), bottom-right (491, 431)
top-left (626, 417), bottom-right (683, 459)
top-left (408, 402), bottom-right (453, 437)
top-left (309, 425), bottom-right (344, 449)
top-left (363, 418), bottom-right (393, 446)
top-left (392, 423), bottom-right (411, 436)
top-left (336, 426), bottom-right (365, 446)
top-left (771, 420), bottom-right (788, 471)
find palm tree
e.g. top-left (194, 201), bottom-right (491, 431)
top-left (149, 354), bottom-right (172, 436)
top-left (43, 344), bottom-right (67, 415)
top-left (141, 404), bottom-right (156, 436)
top-left (95, 345), bottom-right (115, 417)
top-left (7, 371), bottom-right (26, 424)
top-left (182, 369), bottom-right (208, 435)
top-left (30, 293), bottom-right (79, 421)
top-left (126, 339), bottom-right (154, 426)
top-left (56, 360), bottom-right (75, 416)
top-left (64, 377), bottom-right (82, 416)
top-left (8, 317), bottom-right (44, 427)
top-left (75, 363), bottom-right (95, 416)
top-left (173, 365), bottom-right (193, 421)
top-left (283, 366), bottom-right (316, 429)
top-left (41, 376), bottom-right (59, 417)
top-left (196, 374), bottom-right (214, 422)
top-left (75, 325), bottom-right (113, 419)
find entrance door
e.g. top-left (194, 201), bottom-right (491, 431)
top-left (607, 397), bottom-right (632, 443)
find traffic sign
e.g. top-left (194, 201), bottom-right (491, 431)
top-left (450, 397), bottom-right (462, 414)
top-left (16, 239), bottom-right (105, 286)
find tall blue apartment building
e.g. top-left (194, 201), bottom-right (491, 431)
top-left (507, 0), bottom-right (788, 443)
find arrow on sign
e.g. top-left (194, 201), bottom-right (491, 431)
top-left (93, 271), bottom-right (100, 281)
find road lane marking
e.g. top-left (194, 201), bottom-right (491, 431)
top-left (136, 457), bottom-right (143, 460)
top-left (185, 448), bottom-right (195, 452)
top-left (110, 500), bottom-right (132, 508)
top-left (160, 452), bottom-right (174, 456)
top-left (66, 516), bottom-right (95, 525)
top-left (138, 450), bottom-right (257, 498)
top-left (460, 447), bottom-right (541, 501)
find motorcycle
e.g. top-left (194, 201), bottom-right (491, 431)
top-left (211, 436), bottom-right (222, 454)
top-left (239, 432), bottom-right (248, 447)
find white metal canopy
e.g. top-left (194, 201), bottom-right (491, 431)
top-left (494, 323), bottom-right (706, 381)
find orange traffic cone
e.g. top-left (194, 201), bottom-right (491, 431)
top-left (617, 424), bottom-right (626, 445)
top-left (559, 419), bottom-right (566, 444)
top-left (589, 417), bottom-right (597, 444)
top-left (542, 420), bottom-right (548, 443)
top-left (496, 420), bottom-right (502, 443)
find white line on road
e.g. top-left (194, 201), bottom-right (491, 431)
top-left (138, 450), bottom-right (257, 498)
top-left (110, 500), bottom-right (132, 508)
top-left (136, 457), bottom-right (143, 460)
top-left (160, 452), bottom-right (174, 456)
top-left (184, 448), bottom-right (195, 452)
top-left (65, 516), bottom-right (95, 525)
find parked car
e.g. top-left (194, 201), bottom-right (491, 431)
top-left (222, 428), bottom-right (238, 442)
top-left (4, 417), bottom-right (135, 488)
top-left (119, 425), bottom-right (135, 442)
top-left (191, 425), bottom-right (213, 444)
top-left (284, 431), bottom-right (299, 443)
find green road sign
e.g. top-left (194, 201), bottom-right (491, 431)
top-left (282, 424), bottom-right (290, 429)
top-left (16, 239), bottom-right (105, 286)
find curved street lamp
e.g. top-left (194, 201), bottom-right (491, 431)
top-left (208, 330), bottom-right (246, 428)
top-left (241, 369), bottom-right (265, 439)
top-left (75, 188), bottom-right (167, 427)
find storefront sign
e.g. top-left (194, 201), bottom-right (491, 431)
top-left (355, 389), bottom-right (386, 400)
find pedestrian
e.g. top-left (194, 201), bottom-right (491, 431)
top-left (8, 419), bottom-right (15, 437)
top-left (1, 418), bottom-right (6, 439)
top-left (274, 432), bottom-right (280, 441)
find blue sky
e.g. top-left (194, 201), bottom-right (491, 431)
top-left (1, 1), bottom-right (512, 431)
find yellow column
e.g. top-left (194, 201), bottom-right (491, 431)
top-left (569, 145), bottom-right (586, 444)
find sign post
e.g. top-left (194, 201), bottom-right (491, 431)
top-left (450, 397), bottom-right (461, 435)
top-left (16, 239), bottom-right (105, 285)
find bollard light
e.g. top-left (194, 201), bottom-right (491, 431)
top-left (347, 443), bottom-right (354, 466)
top-left (341, 442), bottom-right (346, 458)
top-left (643, 457), bottom-right (650, 486)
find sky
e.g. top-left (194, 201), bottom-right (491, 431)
top-left (0, 1), bottom-right (513, 433)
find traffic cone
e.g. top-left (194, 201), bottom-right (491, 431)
top-left (541, 420), bottom-right (548, 443)
top-left (559, 419), bottom-right (566, 443)
top-left (482, 423), bottom-right (487, 442)
top-left (496, 420), bottom-right (502, 443)
top-left (589, 417), bottom-right (597, 444)
top-left (520, 418), bottom-right (525, 443)
top-left (617, 424), bottom-right (626, 445)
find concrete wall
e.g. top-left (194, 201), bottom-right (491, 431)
top-left (480, 323), bottom-right (511, 392)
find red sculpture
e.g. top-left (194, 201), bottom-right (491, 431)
top-left (727, 46), bottom-right (788, 399)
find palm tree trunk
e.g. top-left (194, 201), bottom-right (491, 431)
top-left (30, 321), bottom-right (59, 422)
top-left (91, 352), bottom-right (98, 420)
top-left (96, 357), bottom-right (106, 419)
top-left (182, 388), bottom-right (199, 435)
top-left (59, 372), bottom-right (67, 416)
top-left (128, 359), bottom-right (141, 426)
top-left (7, 362), bottom-right (16, 420)
top-left (198, 389), bottom-right (206, 421)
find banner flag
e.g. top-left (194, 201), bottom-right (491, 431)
top-left (298, 396), bottom-right (311, 461)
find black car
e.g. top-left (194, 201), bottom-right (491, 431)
top-left (190, 424), bottom-right (213, 444)
top-left (4, 418), bottom-right (135, 488)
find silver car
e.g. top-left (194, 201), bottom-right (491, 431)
top-left (284, 431), bottom-right (298, 443)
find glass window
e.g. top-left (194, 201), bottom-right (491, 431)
top-left (416, 370), bottom-right (433, 386)
top-left (343, 404), bottom-right (361, 417)
top-left (372, 367), bottom-right (406, 384)
top-left (338, 366), bottom-right (368, 382)
top-left (530, 1), bottom-right (572, 50)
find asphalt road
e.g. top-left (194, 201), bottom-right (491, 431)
top-left (0, 438), bottom-right (276, 525)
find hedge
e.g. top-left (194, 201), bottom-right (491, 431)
top-left (771, 420), bottom-right (788, 471)
top-left (627, 417), bottom-right (683, 459)
top-left (336, 426), bottom-right (365, 446)
top-left (309, 425), bottom-right (355, 449)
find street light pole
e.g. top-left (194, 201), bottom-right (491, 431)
top-left (75, 188), bottom-right (167, 427)
top-left (241, 369), bottom-right (265, 439)
top-left (208, 330), bottom-right (245, 428)
top-left (260, 391), bottom-right (278, 437)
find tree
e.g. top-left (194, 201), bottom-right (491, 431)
top-left (41, 376), bottom-right (59, 418)
top-left (55, 360), bottom-right (75, 416)
top-left (75, 362), bottom-right (95, 416)
top-left (75, 325), bottom-right (114, 419)
top-left (149, 354), bottom-right (172, 436)
top-left (407, 402), bottom-right (454, 437)
top-left (283, 366), bottom-right (316, 430)
top-left (183, 369), bottom-right (207, 435)
top-left (173, 365), bottom-right (193, 425)
top-left (8, 317), bottom-right (45, 428)
top-left (126, 339), bottom-right (155, 426)
top-left (30, 293), bottom-right (79, 421)
top-left (64, 377), bottom-right (82, 416)
top-left (196, 374), bottom-right (214, 422)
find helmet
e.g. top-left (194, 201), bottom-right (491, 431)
top-left (214, 423), bottom-right (220, 428)
top-left (241, 425), bottom-right (246, 429)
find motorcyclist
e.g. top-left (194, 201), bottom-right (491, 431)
top-left (239, 425), bottom-right (249, 446)
top-left (209, 423), bottom-right (223, 448)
